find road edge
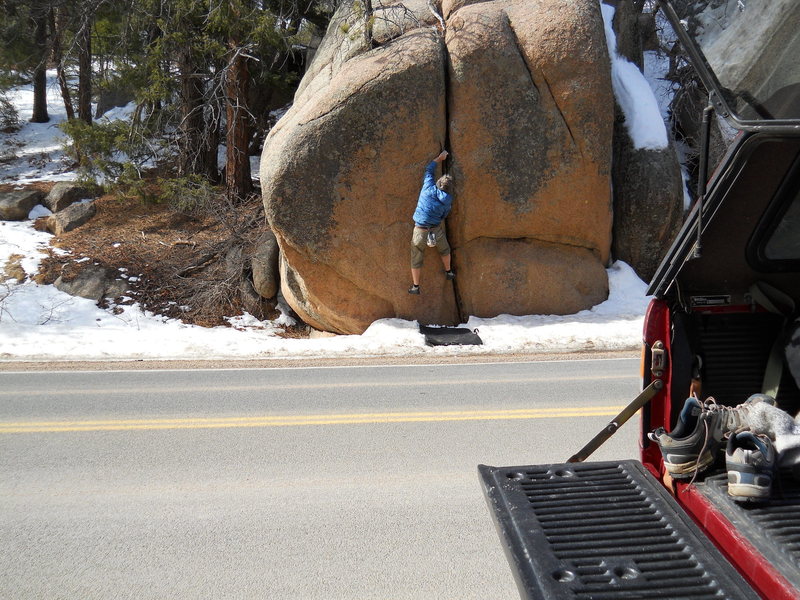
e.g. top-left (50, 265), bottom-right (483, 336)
top-left (0, 349), bottom-right (641, 372)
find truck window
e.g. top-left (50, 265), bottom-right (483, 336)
top-left (764, 188), bottom-right (800, 260)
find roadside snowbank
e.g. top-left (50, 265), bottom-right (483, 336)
top-left (0, 214), bottom-right (650, 361)
top-left (1, 270), bottom-right (648, 362)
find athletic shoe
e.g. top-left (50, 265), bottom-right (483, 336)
top-left (408, 285), bottom-right (420, 295)
top-left (648, 397), bottom-right (721, 479)
top-left (726, 431), bottom-right (776, 502)
top-left (648, 395), bottom-right (775, 480)
top-left (445, 270), bottom-right (455, 280)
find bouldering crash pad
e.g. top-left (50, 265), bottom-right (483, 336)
top-left (419, 325), bottom-right (483, 346)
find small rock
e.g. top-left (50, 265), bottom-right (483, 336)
top-left (251, 230), bottom-right (280, 299)
top-left (239, 278), bottom-right (270, 320)
top-left (0, 189), bottom-right (44, 221)
top-left (45, 200), bottom-right (97, 235)
top-left (54, 264), bottom-right (127, 302)
top-left (45, 182), bottom-right (95, 212)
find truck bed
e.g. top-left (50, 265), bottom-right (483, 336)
top-left (479, 460), bottom-right (762, 600)
top-left (691, 469), bottom-right (800, 592)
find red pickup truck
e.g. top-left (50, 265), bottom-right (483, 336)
top-left (480, 1), bottom-right (800, 598)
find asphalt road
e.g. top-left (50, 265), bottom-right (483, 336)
top-left (0, 358), bottom-right (643, 599)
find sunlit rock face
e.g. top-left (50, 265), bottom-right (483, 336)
top-left (260, 0), bottom-right (613, 334)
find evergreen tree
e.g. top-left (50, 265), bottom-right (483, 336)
top-left (0, 0), bottom-right (52, 122)
top-left (1, 0), bottom-right (337, 199)
top-left (30, 0), bottom-right (50, 122)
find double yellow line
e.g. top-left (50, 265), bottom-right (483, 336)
top-left (0, 406), bottom-right (624, 434)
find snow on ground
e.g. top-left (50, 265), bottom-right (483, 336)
top-left (0, 206), bottom-right (651, 362)
top-left (1, 73), bottom-right (75, 184)
top-left (0, 25), bottom-right (667, 362)
top-left (0, 211), bottom-right (651, 361)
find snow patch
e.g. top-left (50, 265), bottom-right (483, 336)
top-left (601, 3), bottom-right (669, 150)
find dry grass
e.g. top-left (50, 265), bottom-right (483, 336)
top-left (18, 180), bottom-right (306, 335)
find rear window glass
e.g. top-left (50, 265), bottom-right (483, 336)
top-left (674, 0), bottom-right (800, 121)
top-left (764, 189), bottom-right (800, 260)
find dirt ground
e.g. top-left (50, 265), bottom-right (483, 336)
top-left (2, 180), bottom-right (308, 335)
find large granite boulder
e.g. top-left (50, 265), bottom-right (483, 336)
top-left (262, 27), bottom-right (456, 333)
top-left (260, 0), bottom-right (613, 334)
top-left (611, 103), bottom-right (684, 284)
top-left (445, 0), bottom-right (613, 317)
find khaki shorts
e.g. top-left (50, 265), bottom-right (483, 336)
top-left (410, 222), bottom-right (450, 269)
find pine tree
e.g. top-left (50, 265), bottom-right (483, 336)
top-left (0, 0), bottom-right (53, 122)
top-left (30, 0), bottom-right (50, 122)
top-left (1, 0), bottom-right (338, 197)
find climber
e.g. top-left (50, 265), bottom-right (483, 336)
top-left (408, 150), bottom-right (455, 295)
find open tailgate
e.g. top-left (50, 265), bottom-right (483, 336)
top-left (479, 460), bottom-right (759, 600)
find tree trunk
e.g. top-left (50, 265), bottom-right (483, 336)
top-left (177, 51), bottom-right (207, 178)
top-left (364, 0), bottom-right (374, 48)
top-left (225, 47), bottom-right (252, 200)
top-left (49, 7), bottom-right (75, 121)
top-left (77, 16), bottom-right (93, 124)
top-left (204, 107), bottom-right (221, 184)
top-left (31, 2), bottom-right (50, 123)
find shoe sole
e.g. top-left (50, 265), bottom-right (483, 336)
top-left (726, 482), bottom-right (771, 502)
top-left (663, 451), bottom-right (715, 480)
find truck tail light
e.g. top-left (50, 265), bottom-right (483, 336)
top-left (643, 298), bottom-right (670, 348)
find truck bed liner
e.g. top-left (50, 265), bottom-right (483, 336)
top-left (479, 460), bottom-right (759, 600)
top-left (694, 471), bottom-right (800, 591)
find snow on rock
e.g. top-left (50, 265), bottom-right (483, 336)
top-left (601, 3), bottom-right (669, 150)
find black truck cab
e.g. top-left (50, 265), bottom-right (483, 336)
top-left (480, 1), bottom-right (800, 598)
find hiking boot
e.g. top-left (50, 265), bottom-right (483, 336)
top-left (648, 395), bottom-right (775, 480)
top-left (726, 431), bottom-right (776, 502)
top-left (408, 284), bottom-right (420, 295)
top-left (445, 269), bottom-right (455, 281)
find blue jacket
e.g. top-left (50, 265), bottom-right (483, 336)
top-left (412, 161), bottom-right (453, 227)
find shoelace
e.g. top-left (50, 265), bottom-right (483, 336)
top-left (703, 397), bottom-right (753, 435)
top-left (685, 397), bottom-right (748, 486)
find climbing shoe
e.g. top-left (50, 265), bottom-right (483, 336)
top-left (726, 431), bottom-right (776, 502)
top-left (408, 285), bottom-right (420, 295)
top-left (445, 270), bottom-right (455, 281)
